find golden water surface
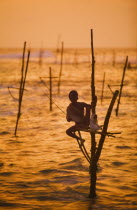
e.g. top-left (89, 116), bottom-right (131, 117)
top-left (0, 48), bottom-right (137, 209)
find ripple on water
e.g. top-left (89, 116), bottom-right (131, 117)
top-left (59, 158), bottom-right (88, 171)
top-left (0, 131), bottom-right (10, 135)
top-left (116, 145), bottom-right (132, 149)
top-left (111, 161), bottom-right (127, 166)
top-left (0, 162), bottom-right (4, 167)
top-left (0, 172), bottom-right (14, 176)
top-left (0, 200), bottom-right (17, 208)
top-left (0, 49), bottom-right (137, 210)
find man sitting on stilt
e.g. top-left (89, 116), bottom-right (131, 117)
top-left (66, 90), bottom-right (96, 144)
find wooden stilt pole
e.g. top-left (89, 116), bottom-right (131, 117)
top-left (14, 42), bottom-right (30, 136)
top-left (107, 84), bottom-right (114, 94)
top-left (77, 131), bottom-right (91, 163)
top-left (90, 29), bottom-right (97, 160)
top-left (95, 90), bottom-right (119, 161)
top-left (101, 72), bottom-right (105, 105)
top-left (89, 30), bottom-right (120, 198)
top-left (89, 29), bottom-right (97, 198)
top-left (39, 46), bottom-right (44, 66)
top-left (58, 41), bottom-right (64, 94)
top-left (49, 67), bottom-right (52, 111)
top-left (89, 90), bottom-right (119, 198)
top-left (112, 49), bottom-right (116, 67)
top-left (40, 69), bottom-right (57, 112)
top-left (115, 56), bottom-right (128, 116)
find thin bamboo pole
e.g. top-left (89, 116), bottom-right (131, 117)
top-left (39, 47), bottom-right (44, 66)
top-left (89, 30), bottom-right (96, 199)
top-left (56, 34), bottom-right (61, 54)
top-left (19, 42), bottom-right (26, 110)
top-left (101, 72), bottom-right (105, 104)
top-left (89, 90), bottom-right (119, 198)
top-left (112, 49), bottom-right (116, 67)
top-left (78, 131), bottom-right (91, 163)
top-left (107, 84), bottom-right (114, 94)
top-left (89, 29), bottom-right (97, 197)
top-left (40, 78), bottom-right (66, 115)
top-left (95, 90), bottom-right (119, 161)
top-left (89, 30), bottom-right (120, 198)
top-left (49, 67), bottom-right (52, 111)
top-left (90, 29), bottom-right (97, 160)
top-left (58, 41), bottom-right (64, 94)
top-left (115, 56), bottom-right (128, 116)
top-left (21, 51), bottom-right (30, 100)
top-left (14, 43), bottom-right (30, 136)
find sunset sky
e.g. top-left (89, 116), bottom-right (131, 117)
top-left (0, 0), bottom-right (137, 48)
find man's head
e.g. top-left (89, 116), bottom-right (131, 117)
top-left (69, 90), bottom-right (78, 102)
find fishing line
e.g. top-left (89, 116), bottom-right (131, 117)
top-left (8, 78), bottom-right (66, 116)
top-left (39, 77), bottom-right (66, 115)
top-left (41, 88), bottom-right (66, 115)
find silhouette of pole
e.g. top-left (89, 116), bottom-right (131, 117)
top-left (115, 56), bottom-right (128, 116)
top-left (112, 49), bottom-right (116, 67)
top-left (89, 30), bottom-right (120, 198)
top-left (49, 67), bottom-right (52, 111)
top-left (39, 46), bottom-right (44, 66)
top-left (40, 68), bottom-right (57, 111)
top-left (89, 90), bottom-right (119, 198)
top-left (90, 29), bottom-right (97, 160)
top-left (58, 41), bottom-right (64, 94)
top-left (89, 29), bottom-right (97, 198)
top-left (56, 34), bottom-right (61, 54)
top-left (101, 72), bottom-right (105, 104)
top-left (95, 90), bottom-right (119, 161)
top-left (107, 84), bottom-right (114, 94)
top-left (14, 42), bottom-right (30, 136)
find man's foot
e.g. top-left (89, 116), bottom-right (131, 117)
top-left (80, 138), bottom-right (85, 145)
top-left (77, 137), bottom-right (85, 145)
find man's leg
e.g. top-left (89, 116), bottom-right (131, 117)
top-left (66, 125), bottom-right (79, 139)
top-left (66, 125), bottom-right (85, 143)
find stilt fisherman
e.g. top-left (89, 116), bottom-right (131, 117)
top-left (66, 90), bottom-right (97, 143)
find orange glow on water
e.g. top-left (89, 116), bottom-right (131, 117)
top-left (0, 48), bottom-right (137, 209)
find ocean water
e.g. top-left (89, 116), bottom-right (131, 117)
top-left (0, 48), bottom-right (137, 210)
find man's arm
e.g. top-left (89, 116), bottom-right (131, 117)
top-left (66, 107), bottom-right (72, 122)
top-left (66, 116), bottom-right (72, 122)
top-left (83, 102), bottom-right (91, 109)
